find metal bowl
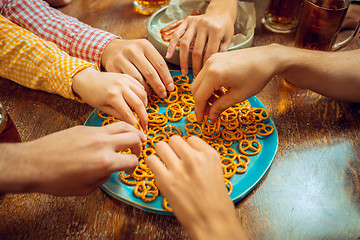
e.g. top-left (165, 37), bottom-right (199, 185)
top-left (146, 6), bottom-right (254, 67)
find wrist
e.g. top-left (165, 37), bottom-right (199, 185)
top-left (266, 44), bottom-right (298, 77)
top-left (0, 143), bottom-right (37, 193)
top-left (101, 38), bottom-right (122, 70)
top-left (186, 200), bottom-right (245, 240)
top-left (72, 67), bottom-right (98, 98)
top-left (206, 0), bottom-right (237, 19)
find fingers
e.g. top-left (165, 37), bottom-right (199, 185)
top-left (208, 89), bottom-right (242, 121)
top-left (112, 131), bottom-right (143, 157)
top-left (167, 135), bottom-right (195, 163)
top-left (179, 24), bottom-right (197, 75)
top-left (192, 71), bottom-right (216, 122)
top-left (167, 22), bottom-right (189, 60)
top-left (123, 89), bottom-right (148, 130)
top-left (153, 140), bottom-right (181, 170)
top-left (100, 103), bottom-right (138, 127)
top-left (131, 56), bottom-right (168, 98)
top-left (145, 154), bottom-right (168, 180)
top-left (192, 29), bottom-right (207, 77)
top-left (203, 33), bottom-right (222, 65)
top-left (104, 121), bottom-right (146, 142)
top-left (108, 153), bottom-right (139, 173)
top-left (186, 136), bottom-right (217, 155)
top-left (116, 59), bottom-right (152, 94)
top-left (144, 46), bottom-right (174, 92)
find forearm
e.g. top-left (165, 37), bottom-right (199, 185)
top-left (0, 143), bottom-right (34, 193)
top-left (271, 44), bottom-right (360, 102)
top-left (0, 0), bottom-right (118, 67)
top-left (189, 206), bottom-right (247, 240)
top-left (0, 15), bottom-right (97, 101)
top-left (206, 0), bottom-right (237, 20)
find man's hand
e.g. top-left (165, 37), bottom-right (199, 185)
top-left (101, 39), bottom-right (174, 98)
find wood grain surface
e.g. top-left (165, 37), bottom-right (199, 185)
top-left (1, 0), bottom-right (359, 239)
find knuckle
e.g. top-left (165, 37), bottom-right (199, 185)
top-left (179, 40), bottom-right (190, 49)
top-left (155, 84), bottom-right (166, 94)
top-left (155, 60), bottom-right (165, 69)
top-left (210, 24), bottom-right (222, 33)
top-left (192, 49), bottom-right (202, 58)
top-left (138, 38), bottom-right (150, 46)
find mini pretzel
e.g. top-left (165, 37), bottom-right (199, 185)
top-left (165, 103), bottom-right (184, 122)
top-left (162, 198), bottom-right (173, 213)
top-left (220, 108), bottom-right (238, 122)
top-left (119, 172), bottom-right (138, 185)
top-left (224, 178), bottom-right (233, 195)
top-left (222, 157), bottom-right (237, 179)
top-left (148, 113), bottom-right (168, 126)
top-left (256, 123), bottom-right (274, 136)
top-left (184, 123), bottom-right (202, 136)
top-left (186, 113), bottom-right (197, 123)
top-left (252, 108), bottom-right (270, 122)
top-left (161, 124), bottom-right (183, 138)
top-left (132, 165), bottom-right (154, 179)
top-left (150, 134), bottom-right (168, 148)
top-left (201, 116), bottom-right (221, 135)
top-left (235, 155), bottom-right (250, 174)
top-left (97, 110), bottom-right (110, 119)
top-left (173, 75), bottom-right (190, 84)
top-left (142, 148), bottom-right (156, 158)
top-left (238, 139), bottom-right (261, 156)
top-left (134, 180), bottom-right (159, 202)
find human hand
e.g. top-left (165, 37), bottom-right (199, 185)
top-left (0, 122), bottom-right (146, 196)
top-left (191, 45), bottom-right (281, 122)
top-left (146, 136), bottom-right (246, 240)
top-left (166, 0), bottom-right (237, 76)
top-left (101, 38), bottom-right (174, 98)
top-left (72, 67), bottom-right (148, 130)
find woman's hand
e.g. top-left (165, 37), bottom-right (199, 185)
top-left (166, 0), bottom-right (237, 76)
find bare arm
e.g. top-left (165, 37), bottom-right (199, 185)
top-left (166, 0), bottom-right (238, 76)
top-left (0, 122), bottom-right (146, 196)
top-left (191, 44), bottom-right (360, 121)
top-left (146, 136), bottom-right (247, 240)
top-left (279, 45), bottom-right (360, 102)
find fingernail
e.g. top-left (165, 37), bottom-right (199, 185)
top-left (166, 52), bottom-right (170, 59)
top-left (167, 82), bottom-right (174, 91)
top-left (142, 132), bottom-right (147, 141)
top-left (160, 91), bottom-right (167, 98)
top-left (181, 69), bottom-right (186, 75)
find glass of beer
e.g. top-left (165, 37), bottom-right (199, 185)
top-left (295, 0), bottom-right (357, 51)
top-left (262, 0), bottom-right (304, 33)
top-left (133, 0), bottom-right (170, 15)
top-left (0, 103), bottom-right (21, 143)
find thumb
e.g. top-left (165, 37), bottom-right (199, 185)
top-left (209, 89), bottom-right (245, 121)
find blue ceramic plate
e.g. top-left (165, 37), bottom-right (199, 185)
top-left (84, 70), bottom-right (278, 215)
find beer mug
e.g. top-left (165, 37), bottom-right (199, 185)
top-left (295, 0), bottom-right (360, 51)
top-left (133, 0), bottom-right (170, 15)
top-left (262, 0), bottom-right (303, 33)
top-left (0, 103), bottom-right (21, 143)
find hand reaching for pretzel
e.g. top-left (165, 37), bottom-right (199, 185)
top-left (161, 0), bottom-right (238, 77)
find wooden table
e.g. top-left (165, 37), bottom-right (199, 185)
top-left (1, 0), bottom-right (359, 239)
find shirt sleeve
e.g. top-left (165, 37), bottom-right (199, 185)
top-left (0, 15), bottom-right (98, 102)
top-left (0, 0), bottom-right (119, 68)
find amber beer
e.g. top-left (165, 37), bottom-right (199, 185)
top-left (262, 0), bottom-right (303, 33)
top-left (133, 0), bottom-right (170, 15)
top-left (0, 104), bottom-right (21, 143)
top-left (295, 0), bottom-right (349, 51)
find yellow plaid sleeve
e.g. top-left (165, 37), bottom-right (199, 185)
top-left (0, 15), bottom-right (99, 102)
